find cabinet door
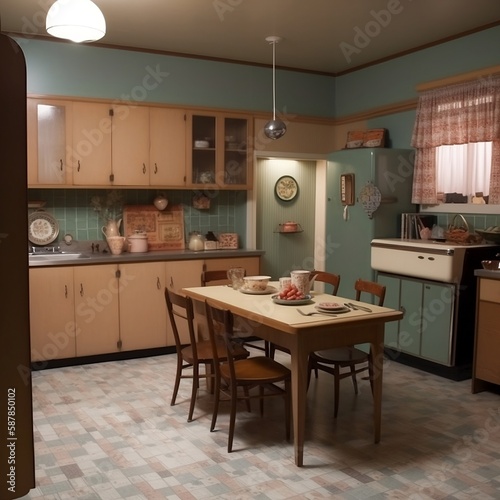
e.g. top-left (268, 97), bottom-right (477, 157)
top-left (74, 265), bottom-right (120, 356)
top-left (377, 274), bottom-right (400, 349)
top-left (27, 99), bottom-right (73, 185)
top-left (165, 259), bottom-right (204, 344)
top-left (399, 279), bottom-right (423, 356)
top-left (112, 105), bottom-right (150, 185)
top-left (29, 267), bottom-right (76, 362)
top-left (150, 107), bottom-right (186, 186)
top-left (187, 112), bottom-right (216, 185)
top-left (72, 102), bottom-right (113, 185)
top-left (420, 283), bottom-right (454, 365)
top-left (221, 115), bottom-right (252, 187)
top-left (187, 111), bottom-right (252, 189)
top-left (119, 262), bottom-right (168, 350)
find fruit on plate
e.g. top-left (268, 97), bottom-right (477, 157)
top-left (277, 284), bottom-right (305, 300)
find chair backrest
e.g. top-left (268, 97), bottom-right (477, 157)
top-left (165, 288), bottom-right (197, 353)
top-left (354, 279), bottom-right (386, 306)
top-left (201, 269), bottom-right (230, 286)
top-left (205, 300), bottom-right (238, 379)
top-left (311, 271), bottom-right (341, 296)
top-left (201, 267), bottom-right (247, 286)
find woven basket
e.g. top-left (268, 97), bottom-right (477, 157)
top-left (445, 214), bottom-right (482, 244)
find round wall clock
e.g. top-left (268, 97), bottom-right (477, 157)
top-left (275, 175), bottom-right (298, 201)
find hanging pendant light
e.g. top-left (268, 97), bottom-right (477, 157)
top-left (264, 36), bottom-right (287, 140)
top-left (46, 0), bottom-right (106, 43)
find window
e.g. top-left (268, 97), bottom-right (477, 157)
top-left (435, 141), bottom-right (492, 202)
top-left (411, 75), bottom-right (500, 206)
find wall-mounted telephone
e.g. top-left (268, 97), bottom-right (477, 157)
top-left (340, 173), bottom-right (355, 205)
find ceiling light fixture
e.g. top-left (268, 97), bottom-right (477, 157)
top-left (46, 0), bottom-right (106, 43)
top-left (264, 36), bottom-right (287, 140)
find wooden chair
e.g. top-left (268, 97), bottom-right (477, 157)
top-left (269, 271), bottom-right (341, 359)
top-left (205, 300), bottom-right (291, 453)
top-left (308, 278), bottom-right (386, 418)
top-left (165, 288), bottom-right (249, 422)
top-left (201, 269), bottom-right (231, 286)
top-left (202, 266), bottom-right (268, 356)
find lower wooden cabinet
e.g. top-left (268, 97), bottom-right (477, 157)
top-left (119, 262), bottom-right (169, 351)
top-left (29, 256), bottom-right (259, 363)
top-left (29, 267), bottom-right (76, 362)
top-left (74, 265), bottom-right (120, 357)
top-left (472, 278), bottom-right (500, 392)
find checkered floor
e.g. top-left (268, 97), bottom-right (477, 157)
top-left (20, 348), bottom-right (500, 499)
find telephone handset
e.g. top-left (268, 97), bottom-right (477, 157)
top-left (340, 173), bottom-right (355, 205)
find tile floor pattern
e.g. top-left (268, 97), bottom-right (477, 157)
top-left (20, 350), bottom-right (500, 500)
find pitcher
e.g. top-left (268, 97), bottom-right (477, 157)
top-left (102, 218), bottom-right (122, 238)
top-left (291, 270), bottom-right (317, 295)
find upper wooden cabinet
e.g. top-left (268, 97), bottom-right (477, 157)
top-left (27, 99), bottom-right (74, 185)
top-left (28, 97), bottom-right (254, 189)
top-left (72, 101), bottom-right (113, 185)
top-left (149, 107), bottom-right (187, 186)
top-left (186, 111), bottom-right (253, 189)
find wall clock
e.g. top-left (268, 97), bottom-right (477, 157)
top-left (275, 175), bottom-right (298, 201)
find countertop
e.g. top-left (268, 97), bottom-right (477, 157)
top-left (28, 248), bottom-right (264, 267)
top-left (475, 269), bottom-right (500, 279)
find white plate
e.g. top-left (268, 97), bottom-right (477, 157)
top-left (240, 286), bottom-right (277, 295)
top-left (28, 210), bottom-right (59, 245)
top-left (315, 305), bottom-right (350, 314)
top-left (316, 301), bottom-right (345, 311)
top-left (272, 294), bottom-right (313, 305)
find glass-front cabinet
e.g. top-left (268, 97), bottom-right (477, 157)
top-left (187, 111), bottom-right (252, 189)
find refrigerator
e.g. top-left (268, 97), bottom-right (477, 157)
top-left (325, 148), bottom-right (416, 298)
top-left (0, 35), bottom-right (35, 498)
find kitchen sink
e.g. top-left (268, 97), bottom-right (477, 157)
top-left (29, 252), bottom-right (91, 262)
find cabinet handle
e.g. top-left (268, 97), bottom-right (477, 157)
top-left (59, 159), bottom-right (63, 171)
top-left (80, 283), bottom-right (84, 297)
top-left (170, 276), bottom-right (174, 288)
top-left (77, 160), bottom-right (81, 172)
top-left (65, 285), bottom-right (68, 298)
top-left (154, 163), bottom-right (158, 174)
top-left (142, 163), bottom-right (146, 174)
top-left (157, 277), bottom-right (161, 290)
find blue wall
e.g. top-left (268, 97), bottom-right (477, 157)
top-left (18, 25), bottom-right (500, 244)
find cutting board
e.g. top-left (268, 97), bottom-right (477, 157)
top-left (123, 204), bottom-right (185, 250)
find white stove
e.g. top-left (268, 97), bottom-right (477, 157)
top-left (371, 238), bottom-right (494, 283)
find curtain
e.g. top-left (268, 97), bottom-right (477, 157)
top-left (411, 76), bottom-right (500, 204)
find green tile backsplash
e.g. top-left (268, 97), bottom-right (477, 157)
top-left (28, 188), bottom-right (247, 246)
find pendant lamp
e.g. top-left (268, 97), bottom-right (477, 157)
top-left (264, 36), bottom-right (287, 140)
top-left (46, 0), bottom-right (106, 43)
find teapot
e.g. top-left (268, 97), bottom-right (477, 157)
top-left (188, 231), bottom-right (205, 251)
top-left (291, 270), bottom-right (317, 295)
top-left (102, 218), bottom-right (122, 238)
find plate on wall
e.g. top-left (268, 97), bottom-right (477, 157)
top-left (28, 210), bottom-right (59, 245)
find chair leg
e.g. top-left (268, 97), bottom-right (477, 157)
top-left (170, 355), bottom-right (183, 406)
top-left (269, 343), bottom-right (276, 359)
top-left (259, 386), bottom-right (264, 416)
top-left (228, 384), bottom-right (238, 453)
top-left (284, 379), bottom-right (291, 441)
top-left (243, 387), bottom-right (251, 412)
top-left (187, 363), bottom-right (199, 422)
top-left (334, 364), bottom-right (341, 419)
top-left (210, 372), bottom-right (221, 433)
top-left (349, 363), bottom-right (359, 395)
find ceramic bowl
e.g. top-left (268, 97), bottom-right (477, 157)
top-left (242, 275), bottom-right (271, 292)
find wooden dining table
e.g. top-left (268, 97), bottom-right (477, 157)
top-left (182, 282), bottom-right (403, 466)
